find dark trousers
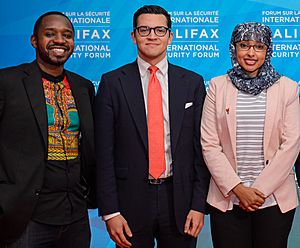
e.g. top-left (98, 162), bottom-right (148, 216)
top-left (118, 181), bottom-right (196, 248)
top-left (0, 215), bottom-right (91, 248)
top-left (210, 205), bottom-right (295, 248)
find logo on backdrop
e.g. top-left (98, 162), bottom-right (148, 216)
top-left (64, 11), bottom-right (111, 60)
top-left (167, 10), bottom-right (219, 59)
top-left (261, 10), bottom-right (300, 58)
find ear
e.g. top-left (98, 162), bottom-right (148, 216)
top-left (167, 31), bottom-right (173, 45)
top-left (30, 35), bottom-right (37, 48)
top-left (131, 31), bottom-right (137, 44)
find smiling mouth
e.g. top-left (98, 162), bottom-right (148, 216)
top-left (244, 59), bottom-right (257, 66)
top-left (49, 47), bottom-right (67, 56)
top-left (146, 43), bottom-right (159, 46)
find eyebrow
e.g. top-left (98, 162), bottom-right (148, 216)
top-left (44, 27), bottom-right (73, 32)
top-left (239, 41), bottom-right (263, 43)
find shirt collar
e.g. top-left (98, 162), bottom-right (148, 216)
top-left (40, 68), bottom-right (65, 83)
top-left (137, 56), bottom-right (168, 77)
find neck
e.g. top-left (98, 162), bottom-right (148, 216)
top-left (36, 61), bottom-right (64, 77)
top-left (139, 54), bottom-right (166, 66)
top-left (245, 70), bottom-right (258, 78)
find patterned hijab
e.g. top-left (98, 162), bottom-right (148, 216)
top-left (227, 22), bottom-right (280, 95)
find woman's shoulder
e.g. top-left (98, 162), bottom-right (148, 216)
top-left (278, 76), bottom-right (298, 85)
top-left (277, 76), bottom-right (299, 91)
top-left (210, 74), bottom-right (228, 83)
top-left (209, 74), bottom-right (231, 90)
top-left (275, 76), bottom-right (299, 99)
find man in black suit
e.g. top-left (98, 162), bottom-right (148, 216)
top-left (94, 5), bottom-right (210, 248)
top-left (0, 12), bottom-right (95, 247)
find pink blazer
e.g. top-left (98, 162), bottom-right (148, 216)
top-left (201, 75), bottom-right (300, 213)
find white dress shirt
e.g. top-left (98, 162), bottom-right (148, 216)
top-left (103, 56), bottom-right (173, 221)
top-left (137, 56), bottom-right (173, 179)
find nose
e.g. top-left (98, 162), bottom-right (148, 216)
top-left (247, 46), bottom-right (255, 56)
top-left (53, 33), bottom-right (65, 43)
top-left (148, 29), bottom-right (157, 39)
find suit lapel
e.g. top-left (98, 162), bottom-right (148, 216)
top-left (120, 62), bottom-right (148, 150)
top-left (168, 64), bottom-right (189, 157)
top-left (225, 76), bottom-right (238, 159)
top-left (23, 61), bottom-right (48, 147)
top-left (264, 80), bottom-right (279, 157)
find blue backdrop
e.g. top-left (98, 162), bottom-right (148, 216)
top-left (1, 0), bottom-right (299, 247)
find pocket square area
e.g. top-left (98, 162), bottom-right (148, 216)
top-left (185, 102), bottom-right (193, 109)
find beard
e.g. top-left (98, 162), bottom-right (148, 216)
top-left (36, 44), bottom-right (73, 67)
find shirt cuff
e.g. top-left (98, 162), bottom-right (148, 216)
top-left (102, 212), bottom-right (121, 221)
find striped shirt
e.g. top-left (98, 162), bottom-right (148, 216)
top-left (234, 90), bottom-right (277, 208)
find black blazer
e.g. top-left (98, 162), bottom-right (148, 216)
top-left (94, 61), bottom-right (210, 234)
top-left (0, 61), bottom-right (96, 242)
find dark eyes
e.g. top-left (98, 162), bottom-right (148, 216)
top-left (45, 32), bottom-right (55, 37)
top-left (44, 32), bottom-right (73, 39)
top-left (63, 33), bottom-right (73, 39)
top-left (237, 42), bottom-right (267, 52)
top-left (255, 44), bottom-right (265, 50)
top-left (239, 43), bottom-right (248, 48)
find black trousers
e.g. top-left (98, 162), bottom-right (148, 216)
top-left (118, 181), bottom-right (196, 248)
top-left (0, 215), bottom-right (91, 248)
top-left (210, 205), bottom-right (295, 248)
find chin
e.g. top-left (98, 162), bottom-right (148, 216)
top-left (51, 57), bottom-right (69, 65)
top-left (49, 60), bottom-right (66, 66)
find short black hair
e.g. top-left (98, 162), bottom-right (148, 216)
top-left (133, 5), bottom-right (171, 29)
top-left (33, 11), bottom-right (74, 36)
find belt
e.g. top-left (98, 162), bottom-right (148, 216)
top-left (148, 177), bottom-right (173, 185)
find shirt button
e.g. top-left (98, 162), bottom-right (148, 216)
top-left (35, 189), bottom-right (41, 196)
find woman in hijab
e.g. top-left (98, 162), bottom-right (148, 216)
top-left (201, 22), bottom-right (300, 248)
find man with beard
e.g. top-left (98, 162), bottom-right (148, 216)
top-left (0, 12), bottom-right (95, 247)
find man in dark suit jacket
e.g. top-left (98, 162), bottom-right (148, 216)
top-left (94, 5), bottom-right (210, 248)
top-left (0, 12), bottom-right (95, 247)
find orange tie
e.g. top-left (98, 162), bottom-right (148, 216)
top-left (148, 65), bottom-right (166, 179)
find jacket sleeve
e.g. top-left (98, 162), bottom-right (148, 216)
top-left (0, 71), bottom-right (4, 120)
top-left (93, 74), bottom-right (120, 215)
top-left (190, 75), bottom-right (211, 213)
top-left (201, 78), bottom-right (241, 197)
top-left (252, 80), bottom-right (300, 196)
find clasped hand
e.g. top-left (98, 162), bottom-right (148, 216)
top-left (232, 183), bottom-right (267, 212)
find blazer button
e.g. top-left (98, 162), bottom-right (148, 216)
top-left (266, 160), bottom-right (269, 165)
top-left (35, 189), bottom-right (41, 196)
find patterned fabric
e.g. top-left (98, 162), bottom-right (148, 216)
top-left (227, 22), bottom-right (281, 95)
top-left (42, 76), bottom-right (80, 160)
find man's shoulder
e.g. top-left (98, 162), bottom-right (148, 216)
top-left (65, 69), bottom-right (90, 83)
top-left (0, 62), bottom-right (32, 75)
top-left (102, 61), bottom-right (137, 78)
top-left (65, 69), bottom-right (94, 90)
top-left (169, 63), bottom-right (203, 80)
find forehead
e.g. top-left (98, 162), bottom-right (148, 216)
top-left (39, 15), bottom-right (73, 32)
top-left (137, 14), bottom-right (168, 27)
top-left (237, 40), bottom-right (264, 44)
